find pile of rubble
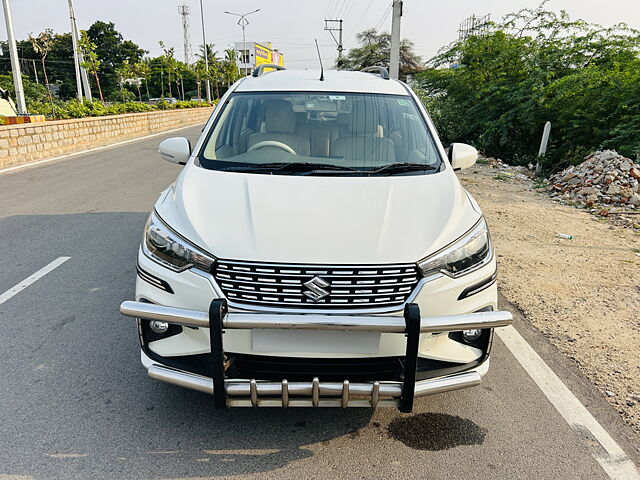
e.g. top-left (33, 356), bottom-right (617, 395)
top-left (549, 150), bottom-right (640, 209)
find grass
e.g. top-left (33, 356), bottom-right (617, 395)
top-left (494, 172), bottom-right (512, 182)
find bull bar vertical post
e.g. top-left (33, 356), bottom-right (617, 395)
top-left (209, 299), bottom-right (228, 409)
top-left (399, 303), bottom-right (421, 413)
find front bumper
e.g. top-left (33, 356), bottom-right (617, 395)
top-left (120, 299), bottom-right (512, 411)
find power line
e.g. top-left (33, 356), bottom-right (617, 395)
top-left (374, 3), bottom-right (393, 33)
top-left (352, 0), bottom-right (374, 33)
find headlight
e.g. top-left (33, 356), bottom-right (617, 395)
top-left (418, 218), bottom-right (492, 278)
top-left (143, 212), bottom-right (216, 272)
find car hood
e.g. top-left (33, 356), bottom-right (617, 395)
top-left (156, 166), bottom-right (481, 264)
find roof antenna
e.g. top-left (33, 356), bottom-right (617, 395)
top-left (315, 39), bottom-right (324, 81)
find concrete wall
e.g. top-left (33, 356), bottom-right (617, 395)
top-left (0, 107), bottom-right (215, 170)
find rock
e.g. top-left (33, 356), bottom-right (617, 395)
top-left (567, 177), bottom-right (582, 186)
top-left (606, 390), bottom-right (615, 397)
top-left (547, 150), bottom-right (640, 212)
top-left (606, 184), bottom-right (622, 196)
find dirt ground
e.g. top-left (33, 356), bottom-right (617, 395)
top-left (459, 163), bottom-right (640, 435)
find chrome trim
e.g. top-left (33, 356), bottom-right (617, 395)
top-left (250, 379), bottom-right (258, 407)
top-left (216, 259), bottom-right (418, 269)
top-left (341, 380), bottom-right (349, 408)
top-left (371, 381), bottom-right (380, 408)
top-left (145, 364), bottom-right (483, 408)
top-left (213, 259), bottom-right (422, 311)
top-left (120, 300), bottom-right (513, 333)
top-left (192, 272), bottom-right (442, 315)
top-left (312, 377), bottom-right (320, 407)
top-left (282, 379), bottom-right (289, 407)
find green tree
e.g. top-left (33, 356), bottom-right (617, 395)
top-left (337, 28), bottom-right (424, 77)
top-left (86, 21), bottom-right (146, 96)
top-left (28, 29), bottom-right (54, 94)
top-left (223, 49), bottom-right (241, 86)
top-left (132, 61), bottom-right (151, 100)
top-left (79, 31), bottom-right (104, 102)
top-left (414, 4), bottom-right (640, 170)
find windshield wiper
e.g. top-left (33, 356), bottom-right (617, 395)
top-left (368, 162), bottom-right (439, 175)
top-left (222, 162), bottom-right (359, 173)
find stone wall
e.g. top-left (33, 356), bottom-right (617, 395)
top-left (0, 107), bottom-right (214, 170)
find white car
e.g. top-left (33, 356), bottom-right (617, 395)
top-left (120, 65), bottom-right (512, 411)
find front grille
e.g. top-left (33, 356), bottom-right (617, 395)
top-left (213, 259), bottom-right (421, 310)
top-left (229, 354), bottom-right (403, 381)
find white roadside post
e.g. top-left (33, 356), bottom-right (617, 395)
top-left (389, 0), bottom-right (403, 79)
top-left (535, 121), bottom-right (551, 175)
top-left (2, 0), bottom-right (27, 114)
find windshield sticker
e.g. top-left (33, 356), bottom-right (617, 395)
top-left (398, 99), bottom-right (410, 106)
top-left (329, 95), bottom-right (346, 101)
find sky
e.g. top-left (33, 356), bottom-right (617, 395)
top-left (4, 0), bottom-right (640, 68)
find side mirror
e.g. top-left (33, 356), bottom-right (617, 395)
top-left (448, 143), bottom-right (478, 170)
top-left (158, 137), bottom-right (191, 165)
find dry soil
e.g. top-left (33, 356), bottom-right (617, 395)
top-left (460, 163), bottom-right (640, 435)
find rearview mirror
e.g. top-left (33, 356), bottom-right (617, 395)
top-left (158, 137), bottom-right (191, 165)
top-left (448, 143), bottom-right (478, 170)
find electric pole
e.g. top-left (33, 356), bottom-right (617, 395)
top-left (2, 0), bottom-right (27, 114)
top-left (224, 9), bottom-right (260, 76)
top-left (324, 19), bottom-right (344, 65)
top-left (178, 5), bottom-right (192, 64)
top-left (389, 0), bottom-right (403, 79)
top-left (67, 0), bottom-right (83, 101)
top-left (68, 0), bottom-right (92, 101)
top-left (199, 0), bottom-right (211, 101)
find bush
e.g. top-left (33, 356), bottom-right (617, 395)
top-left (414, 6), bottom-right (640, 173)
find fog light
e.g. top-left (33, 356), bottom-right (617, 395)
top-left (462, 329), bottom-right (482, 342)
top-left (149, 320), bottom-right (169, 334)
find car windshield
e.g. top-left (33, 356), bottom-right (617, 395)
top-left (198, 91), bottom-right (443, 175)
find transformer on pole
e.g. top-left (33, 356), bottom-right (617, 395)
top-left (178, 4), bottom-right (192, 65)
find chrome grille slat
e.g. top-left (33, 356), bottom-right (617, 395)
top-left (213, 260), bottom-right (421, 310)
top-left (215, 267), bottom-right (417, 280)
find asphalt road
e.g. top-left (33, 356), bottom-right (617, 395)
top-left (0, 125), bottom-right (638, 480)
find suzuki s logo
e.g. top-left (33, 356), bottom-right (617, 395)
top-left (303, 276), bottom-right (330, 302)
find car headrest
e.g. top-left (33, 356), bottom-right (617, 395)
top-left (265, 100), bottom-right (296, 134)
top-left (343, 100), bottom-right (382, 135)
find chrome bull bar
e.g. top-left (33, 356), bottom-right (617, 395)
top-left (120, 299), bottom-right (512, 411)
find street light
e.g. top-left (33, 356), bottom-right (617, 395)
top-left (199, 0), bottom-right (211, 102)
top-left (224, 9), bottom-right (260, 76)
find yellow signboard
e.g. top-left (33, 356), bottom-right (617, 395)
top-left (255, 43), bottom-right (285, 68)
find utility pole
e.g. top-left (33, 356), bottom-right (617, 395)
top-left (68, 0), bottom-right (92, 101)
top-left (178, 5), bottom-right (192, 64)
top-left (324, 19), bottom-right (344, 65)
top-left (67, 0), bottom-right (83, 101)
top-left (2, 0), bottom-right (27, 114)
top-left (224, 9), bottom-right (260, 76)
top-left (389, 0), bottom-right (403, 79)
top-left (199, 0), bottom-right (211, 101)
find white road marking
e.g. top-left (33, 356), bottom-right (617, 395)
top-left (497, 325), bottom-right (639, 480)
top-left (0, 257), bottom-right (70, 305)
top-left (0, 122), bottom-right (205, 175)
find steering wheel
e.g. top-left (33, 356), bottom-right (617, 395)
top-left (247, 140), bottom-right (297, 155)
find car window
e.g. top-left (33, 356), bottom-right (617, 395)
top-left (199, 91), bottom-right (443, 175)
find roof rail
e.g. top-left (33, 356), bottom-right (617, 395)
top-left (360, 66), bottom-right (390, 80)
top-left (252, 64), bottom-right (286, 77)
